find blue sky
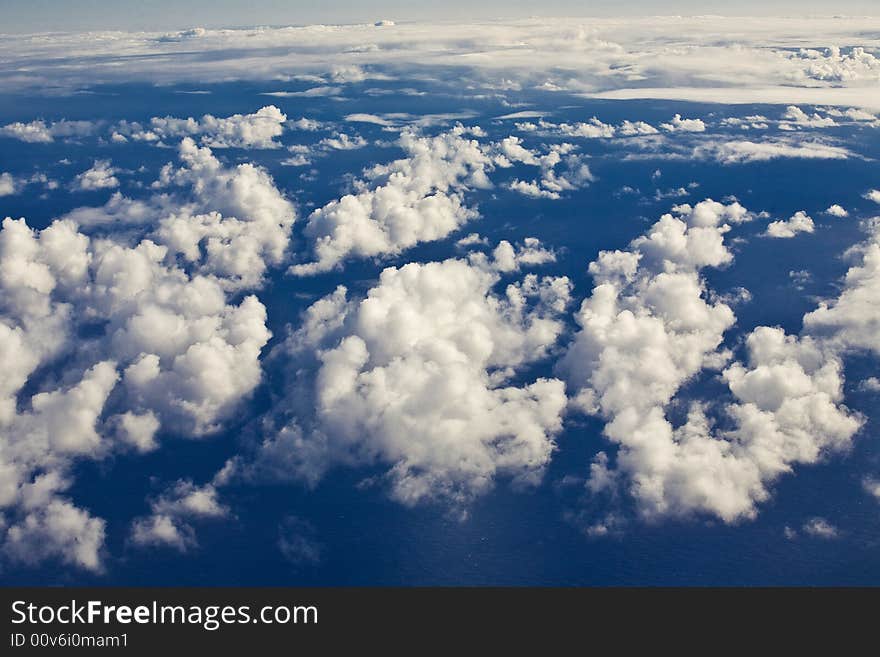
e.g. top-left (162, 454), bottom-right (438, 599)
top-left (2, 1), bottom-right (880, 32)
top-left (2, 14), bottom-right (880, 584)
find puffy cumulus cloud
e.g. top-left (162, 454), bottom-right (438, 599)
top-left (514, 117), bottom-right (658, 139)
top-left (469, 238), bottom-right (558, 274)
top-left (0, 139), bottom-right (293, 569)
top-left (114, 106), bottom-right (287, 149)
top-left (858, 377), bottom-right (880, 392)
top-left (0, 119), bottom-right (96, 143)
top-left (228, 251), bottom-right (570, 508)
top-left (0, 173), bottom-right (19, 197)
top-left (659, 114), bottom-right (706, 133)
top-left (559, 200), bottom-right (862, 524)
top-left (765, 211), bottom-right (815, 238)
top-left (826, 204), bottom-right (849, 218)
top-left (4, 499), bottom-right (106, 571)
top-left (66, 138), bottom-right (296, 290)
top-left (317, 133), bottom-right (367, 151)
top-left (780, 106), bottom-right (837, 130)
top-left (129, 481), bottom-right (227, 551)
top-left (291, 127), bottom-right (493, 275)
top-left (288, 117), bottom-right (323, 131)
top-left (0, 217), bottom-right (271, 567)
top-left (502, 142), bottom-right (594, 201)
top-left (802, 219), bottom-right (880, 355)
top-left (72, 160), bottom-right (119, 191)
top-left (720, 115), bottom-right (769, 130)
top-left (865, 190), bottom-right (880, 204)
top-left (794, 46), bottom-right (880, 84)
top-left (152, 138), bottom-right (295, 289)
top-left (0, 360), bottom-right (117, 571)
top-left (826, 107), bottom-right (879, 123)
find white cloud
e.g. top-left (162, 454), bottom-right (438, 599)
top-left (780, 106), bottom-right (838, 130)
top-left (660, 114), bottom-right (706, 133)
top-left (858, 377), bottom-right (880, 392)
top-left (0, 119), bottom-right (96, 143)
top-left (7, 18), bottom-right (880, 110)
top-left (802, 219), bottom-right (880, 356)
top-left (152, 138), bottom-right (296, 289)
top-left (692, 139), bottom-right (852, 165)
top-left (227, 252), bottom-right (570, 507)
top-left (515, 117), bottom-right (658, 140)
top-left (130, 480), bottom-right (227, 551)
top-left (72, 160), bottom-right (119, 191)
top-left (826, 204), bottom-right (849, 218)
top-left (0, 137), bottom-right (295, 569)
top-left (455, 232), bottom-right (489, 248)
top-left (765, 211), bottom-right (815, 238)
top-left (291, 127), bottom-right (492, 275)
top-left (559, 199), bottom-right (861, 523)
top-left (720, 115), bottom-right (769, 130)
top-left (115, 106), bottom-right (286, 149)
top-left (864, 477), bottom-right (880, 500)
top-left (317, 132), bottom-right (367, 150)
top-left (4, 499), bottom-right (106, 571)
top-left (501, 141), bottom-right (594, 200)
top-left (802, 517), bottom-right (838, 539)
top-left (0, 173), bottom-right (19, 197)
top-left (865, 190), bottom-right (880, 204)
top-left (345, 113), bottom-right (395, 127)
top-left (288, 117), bottom-right (323, 131)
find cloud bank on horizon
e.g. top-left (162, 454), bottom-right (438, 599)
top-left (3, 16), bottom-right (880, 107)
top-left (2, 14), bottom-right (880, 578)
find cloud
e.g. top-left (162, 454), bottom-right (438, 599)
top-left (72, 160), bottom-right (119, 191)
top-left (559, 199), bottom-right (861, 523)
top-left (720, 115), bottom-right (769, 130)
top-left (779, 106), bottom-right (838, 130)
top-left (0, 173), bottom-right (19, 197)
top-left (4, 499), bottom-right (106, 571)
top-left (277, 516), bottom-right (321, 567)
top-left (858, 377), bottom-right (880, 392)
top-left (0, 138), bottom-right (294, 570)
top-left (765, 211), bottom-right (815, 238)
top-left (660, 114), bottom-right (706, 133)
top-left (692, 139), bottom-right (852, 164)
top-left (151, 138), bottom-right (296, 289)
top-left (9, 18), bottom-right (880, 109)
top-left (265, 86), bottom-right (342, 98)
top-left (115, 106), bottom-right (287, 149)
top-left (129, 481), bottom-right (227, 551)
top-left (0, 119), bottom-right (96, 143)
top-left (228, 250), bottom-right (570, 508)
top-left (344, 113), bottom-right (395, 127)
top-left (826, 204), bottom-right (849, 218)
top-left (288, 117), bottom-right (323, 131)
top-left (802, 517), bottom-right (838, 539)
top-left (515, 117), bottom-right (657, 139)
top-left (317, 132), bottom-right (367, 150)
top-left (291, 127), bottom-right (493, 275)
top-left (499, 140), bottom-right (594, 200)
top-left (802, 219), bottom-right (880, 356)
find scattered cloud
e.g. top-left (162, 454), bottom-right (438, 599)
top-left (765, 211), bottom-right (815, 238)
